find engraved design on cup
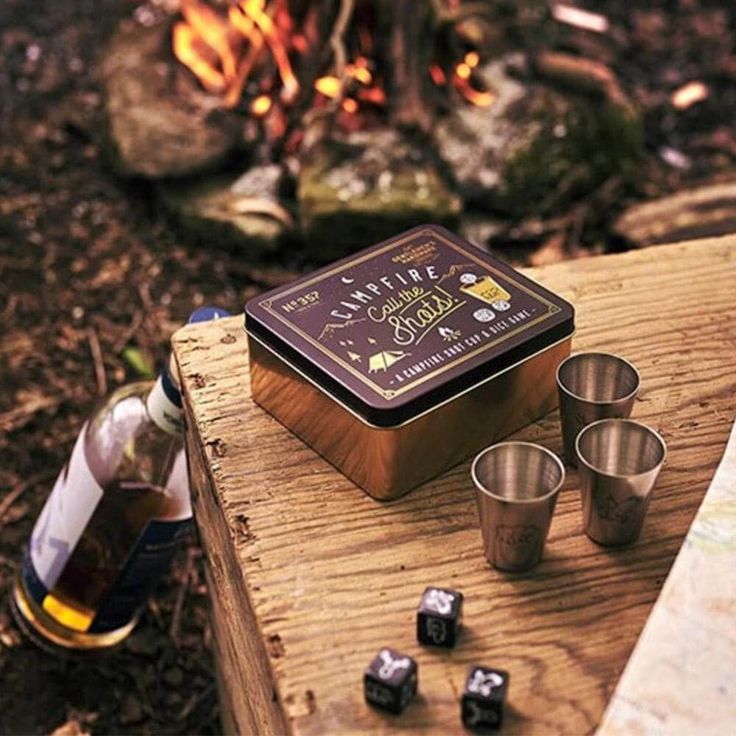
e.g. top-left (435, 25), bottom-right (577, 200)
top-left (494, 524), bottom-right (543, 568)
top-left (472, 442), bottom-right (565, 572)
top-left (556, 352), bottom-right (641, 466)
top-left (576, 418), bottom-right (666, 546)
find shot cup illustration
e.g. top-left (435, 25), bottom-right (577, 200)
top-left (460, 274), bottom-right (511, 305)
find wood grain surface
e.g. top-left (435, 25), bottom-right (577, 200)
top-left (172, 235), bottom-right (736, 735)
top-left (599, 417), bottom-right (736, 735)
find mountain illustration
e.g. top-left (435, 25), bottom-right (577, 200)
top-left (318, 317), bottom-right (367, 342)
top-left (436, 263), bottom-right (475, 286)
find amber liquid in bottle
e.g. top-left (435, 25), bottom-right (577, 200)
top-left (13, 376), bottom-right (191, 651)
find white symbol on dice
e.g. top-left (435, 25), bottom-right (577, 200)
top-left (492, 299), bottom-right (510, 311)
top-left (460, 273), bottom-right (478, 284)
top-left (425, 588), bottom-right (455, 615)
top-left (378, 650), bottom-right (410, 679)
top-left (473, 308), bottom-right (495, 323)
top-left (468, 669), bottom-right (504, 697)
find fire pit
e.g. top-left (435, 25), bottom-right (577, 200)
top-left (101, 0), bottom-right (642, 260)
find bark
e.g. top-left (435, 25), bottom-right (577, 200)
top-left (380, 0), bottom-right (436, 132)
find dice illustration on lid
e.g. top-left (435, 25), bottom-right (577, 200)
top-left (461, 665), bottom-right (509, 730)
top-left (416, 586), bottom-right (463, 648)
top-left (364, 647), bottom-right (418, 714)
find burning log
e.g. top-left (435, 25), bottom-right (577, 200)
top-left (380, 0), bottom-right (435, 132)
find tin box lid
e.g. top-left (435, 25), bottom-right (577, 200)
top-left (245, 225), bottom-right (574, 428)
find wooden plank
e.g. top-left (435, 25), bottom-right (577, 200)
top-left (172, 235), bottom-right (736, 735)
top-left (598, 417), bottom-right (736, 735)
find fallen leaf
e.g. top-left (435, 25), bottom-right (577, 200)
top-left (121, 346), bottom-right (155, 379)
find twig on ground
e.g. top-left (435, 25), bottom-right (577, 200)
top-left (0, 471), bottom-right (54, 526)
top-left (170, 546), bottom-right (196, 647)
top-left (87, 326), bottom-right (107, 397)
top-left (0, 394), bottom-right (62, 433)
top-left (113, 309), bottom-right (144, 354)
top-left (0, 553), bottom-right (19, 570)
top-left (178, 682), bottom-right (216, 722)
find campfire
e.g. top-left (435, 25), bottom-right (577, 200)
top-left (100, 0), bottom-right (644, 262)
top-left (172, 0), bottom-right (495, 146)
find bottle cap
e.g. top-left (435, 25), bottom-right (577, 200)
top-left (187, 307), bottom-right (231, 324)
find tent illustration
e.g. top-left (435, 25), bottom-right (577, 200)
top-left (368, 350), bottom-right (409, 373)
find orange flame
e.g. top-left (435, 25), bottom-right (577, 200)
top-left (174, 0), bottom-right (299, 109)
top-left (173, 21), bottom-right (227, 93)
top-left (241, 0), bottom-right (299, 101)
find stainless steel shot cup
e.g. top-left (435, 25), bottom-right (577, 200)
top-left (576, 418), bottom-right (666, 546)
top-left (556, 352), bottom-right (640, 466)
top-left (472, 442), bottom-right (565, 572)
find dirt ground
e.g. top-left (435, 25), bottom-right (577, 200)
top-left (0, 1), bottom-right (238, 733)
top-left (1, 1), bottom-right (735, 734)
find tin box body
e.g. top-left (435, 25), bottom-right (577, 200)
top-left (245, 225), bottom-right (574, 500)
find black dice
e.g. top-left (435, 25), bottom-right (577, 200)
top-left (364, 647), bottom-right (418, 714)
top-left (417, 586), bottom-right (463, 648)
top-left (461, 665), bottom-right (509, 730)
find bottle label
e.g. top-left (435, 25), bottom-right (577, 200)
top-left (146, 369), bottom-right (184, 436)
top-left (88, 518), bottom-right (192, 633)
top-left (28, 423), bottom-right (104, 594)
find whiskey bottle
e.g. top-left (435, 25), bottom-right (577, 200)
top-left (11, 307), bottom-right (229, 651)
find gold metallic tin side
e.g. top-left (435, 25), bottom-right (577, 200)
top-left (247, 333), bottom-right (572, 500)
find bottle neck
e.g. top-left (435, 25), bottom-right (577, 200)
top-left (146, 358), bottom-right (184, 436)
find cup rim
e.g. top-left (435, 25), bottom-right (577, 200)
top-left (575, 418), bottom-right (667, 479)
top-left (471, 441), bottom-right (566, 504)
top-left (555, 351), bottom-right (641, 406)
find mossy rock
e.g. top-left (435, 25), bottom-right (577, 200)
top-left (433, 53), bottom-right (643, 219)
top-left (499, 98), bottom-right (643, 219)
top-left (298, 130), bottom-right (461, 261)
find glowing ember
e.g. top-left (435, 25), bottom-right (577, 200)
top-left (315, 75), bottom-right (341, 99)
top-left (250, 94), bottom-right (273, 116)
top-left (671, 81), bottom-right (709, 110)
top-left (429, 64), bottom-right (447, 86)
top-left (454, 76), bottom-right (495, 107)
top-left (342, 98), bottom-right (359, 114)
top-left (464, 51), bottom-right (480, 69)
top-left (455, 62), bottom-right (472, 81)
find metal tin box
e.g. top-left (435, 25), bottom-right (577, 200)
top-left (244, 225), bottom-right (574, 500)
